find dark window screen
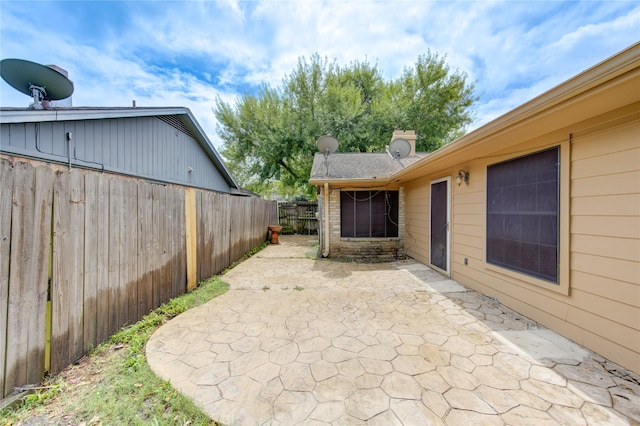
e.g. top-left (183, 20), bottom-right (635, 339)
top-left (487, 147), bottom-right (559, 283)
top-left (341, 191), bottom-right (399, 238)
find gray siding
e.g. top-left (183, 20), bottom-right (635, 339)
top-left (0, 116), bottom-right (231, 193)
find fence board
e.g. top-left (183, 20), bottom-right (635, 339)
top-left (178, 189), bottom-right (187, 293)
top-left (95, 175), bottom-right (110, 344)
top-left (151, 184), bottom-right (165, 310)
top-left (68, 169), bottom-right (86, 364)
top-left (108, 177), bottom-right (122, 335)
top-left (196, 191), bottom-right (208, 281)
top-left (137, 181), bottom-right (153, 317)
top-left (6, 163), bottom-right (53, 393)
top-left (125, 179), bottom-right (138, 325)
top-left (0, 159), bottom-right (14, 396)
top-left (51, 169), bottom-right (76, 374)
top-left (168, 187), bottom-right (177, 298)
top-left (173, 187), bottom-right (185, 298)
top-left (83, 173), bottom-right (99, 352)
top-left (214, 193), bottom-right (225, 275)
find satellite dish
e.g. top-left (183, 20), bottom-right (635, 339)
top-left (0, 58), bottom-right (74, 109)
top-left (316, 135), bottom-right (339, 177)
top-left (316, 135), bottom-right (339, 155)
top-left (387, 138), bottom-right (411, 160)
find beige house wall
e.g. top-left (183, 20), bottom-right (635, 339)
top-left (326, 186), bottom-right (406, 259)
top-left (404, 115), bottom-right (640, 374)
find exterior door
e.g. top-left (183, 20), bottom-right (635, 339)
top-left (430, 177), bottom-right (451, 274)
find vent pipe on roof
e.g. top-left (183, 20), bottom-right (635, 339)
top-left (392, 130), bottom-right (416, 156)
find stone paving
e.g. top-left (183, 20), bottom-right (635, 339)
top-left (147, 235), bottom-right (640, 425)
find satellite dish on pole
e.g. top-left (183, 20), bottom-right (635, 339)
top-left (387, 138), bottom-right (411, 160)
top-left (316, 135), bottom-right (339, 156)
top-left (316, 135), bottom-right (339, 177)
top-left (0, 58), bottom-right (74, 109)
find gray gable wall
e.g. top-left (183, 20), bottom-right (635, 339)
top-left (0, 109), bottom-right (237, 193)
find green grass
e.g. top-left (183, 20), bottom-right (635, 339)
top-left (2, 242), bottom-right (268, 425)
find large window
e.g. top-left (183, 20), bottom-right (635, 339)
top-left (487, 147), bottom-right (559, 283)
top-left (341, 191), bottom-right (399, 238)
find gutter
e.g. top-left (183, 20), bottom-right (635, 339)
top-left (309, 177), bottom-right (396, 187)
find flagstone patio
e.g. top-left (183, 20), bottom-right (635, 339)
top-left (147, 235), bottom-right (640, 425)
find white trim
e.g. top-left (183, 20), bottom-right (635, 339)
top-left (429, 176), bottom-right (451, 276)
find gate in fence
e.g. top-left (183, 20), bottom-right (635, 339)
top-left (278, 202), bottom-right (319, 235)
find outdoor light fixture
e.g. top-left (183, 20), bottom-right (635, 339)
top-left (456, 170), bottom-right (469, 186)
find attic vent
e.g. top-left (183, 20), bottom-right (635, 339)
top-left (156, 115), bottom-right (195, 138)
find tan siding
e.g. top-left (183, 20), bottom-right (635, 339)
top-left (572, 252), bottom-right (639, 285)
top-left (446, 119), bottom-right (640, 374)
top-left (572, 171), bottom-right (639, 197)
top-left (572, 146), bottom-right (639, 178)
top-left (397, 64), bottom-right (640, 373)
top-left (571, 234), bottom-right (639, 262)
top-left (572, 271), bottom-right (640, 306)
top-left (568, 290), bottom-right (640, 339)
top-left (571, 122), bottom-right (640, 160)
top-left (571, 194), bottom-right (639, 216)
top-left (572, 215), bottom-right (639, 238)
top-left (405, 181), bottom-right (430, 263)
top-left (453, 223), bottom-right (483, 238)
top-left (566, 306), bottom-right (639, 353)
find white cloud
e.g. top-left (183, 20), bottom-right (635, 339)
top-left (2, 0), bottom-right (639, 146)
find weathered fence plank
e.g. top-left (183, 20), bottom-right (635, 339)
top-left (173, 187), bottom-right (186, 298)
top-left (68, 169), bottom-right (86, 364)
top-left (196, 191), bottom-right (209, 281)
top-left (137, 181), bottom-right (154, 318)
top-left (151, 184), bottom-right (165, 310)
top-left (108, 177), bottom-right (122, 336)
top-left (0, 159), bottom-right (14, 396)
top-left (51, 169), bottom-right (83, 373)
top-left (8, 163), bottom-right (54, 389)
top-left (125, 179), bottom-right (138, 325)
top-left (83, 173), bottom-right (99, 352)
top-left (95, 175), bottom-right (110, 345)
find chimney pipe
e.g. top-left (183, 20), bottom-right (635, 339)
top-left (46, 65), bottom-right (73, 107)
top-left (392, 130), bottom-right (416, 156)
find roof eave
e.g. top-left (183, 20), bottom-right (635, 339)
top-left (392, 42), bottom-right (640, 182)
top-left (308, 177), bottom-right (393, 187)
top-left (179, 109), bottom-right (240, 190)
top-left (0, 106), bottom-right (189, 123)
top-left (0, 106), bottom-right (241, 191)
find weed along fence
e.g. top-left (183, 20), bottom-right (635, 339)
top-left (278, 201), bottom-right (318, 235)
top-left (0, 157), bottom-right (277, 399)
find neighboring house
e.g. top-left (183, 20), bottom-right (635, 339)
top-left (0, 106), bottom-right (243, 194)
top-left (309, 43), bottom-right (640, 375)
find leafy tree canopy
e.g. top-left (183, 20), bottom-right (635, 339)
top-left (215, 52), bottom-right (477, 199)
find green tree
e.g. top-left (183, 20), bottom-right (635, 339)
top-left (215, 52), bottom-right (476, 197)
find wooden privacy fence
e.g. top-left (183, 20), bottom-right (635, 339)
top-left (0, 157), bottom-right (277, 398)
top-left (278, 201), bottom-right (319, 235)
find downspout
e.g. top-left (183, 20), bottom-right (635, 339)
top-left (323, 182), bottom-right (330, 257)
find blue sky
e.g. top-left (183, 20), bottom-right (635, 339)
top-left (1, 1), bottom-right (639, 148)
